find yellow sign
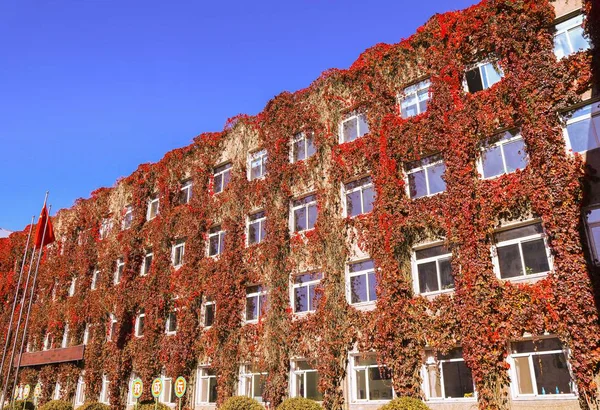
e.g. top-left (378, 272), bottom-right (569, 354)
top-left (151, 378), bottom-right (163, 398)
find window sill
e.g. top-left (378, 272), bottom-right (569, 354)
top-left (512, 394), bottom-right (577, 401)
top-left (501, 271), bottom-right (549, 284)
top-left (409, 191), bottom-right (445, 200)
top-left (349, 301), bottom-right (376, 311)
top-left (418, 288), bottom-right (454, 297)
top-left (427, 397), bottom-right (477, 402)
top-left (165, 331), bottom-right (176, 336)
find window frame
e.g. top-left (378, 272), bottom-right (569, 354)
top-left (107, 313), bottom-right (117, 342)
top-left (422, 349), bottom-right (476, 402)
top-left (290, 359), bottom-right (323, 401)
top-left (207, 226), bottom-right (226, 258)
top-left (346, 259), bottom-right (378, 307)
top-left (411, 242), bottom-right (454, 296)
top-left (562, 100), bottom-right (600, 154)
top-left (122, 205), bottom-right (133, 230)
top-left (68, 276), bottom-right (77, 297)
top-left (172, 241), bottom-right (185, 268)
top-left (83, 323), bottom-right (90, 345)
top-left (248, 149), bottom-right (268, 181)
top-left (114, 258), bottom-right (124, 285)
top-left (196, 366), bottom-right (218, 405)
top-left (342, 176), bottom-right (375, 218)
top-left (213, 162), bottom-right (232, 194)
top-left (477, 130), bottom-right (528, 180)
top-left (99, 217), bottom-right (113, 240)
top-left (75, 375), bottom-right (86, 406)
top-left (141, 251), bottom-right (153, 277)
top-left (244, 285), bottom-right (268, 324)
top-left (290, 131), bottom-right (316, 163)
top-left (99, 374), bottom-right (110, 405)
top-left (247, 210), bottom-right (267, 246)
top-left (165, 310), bottom-right (177, 335)
top-left (179, 179), bottom-right (193, 205)
top-left (290, 193), bottom-right (318, 234)
top-left (202, 298), bottom-right (216, 328)
top-left (405, 155), bottom-right (447, 199)
top-left (339, 112), bottom-right (369, 144)
top-left (349, 353), bottom-right (394, 403)
top-left (238, 364), bottom-right (267, 402)
top-left (135, 309), bottom-right (145, 338)
top-left (291, 271), bottom-right (323, 315)
top-left (553, 14), bottom-right (590, 59)
top-left (398, 79), bottom-right (431, 119)
top-left (463, 61), bottom-right (504, 93)
top-left (146, 196), bottom-right (160, 221)
top-left (91, 269), bottom-right (100, 290)
top-left (583, 205), bottom-right (600, 265)
top-left (491, 220), bottom-right (553, 282)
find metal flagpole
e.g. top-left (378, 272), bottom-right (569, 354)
top-left (11, 204), bottom-right (52, 407)
top-left (0, 216), bottom-right (34, 402)
top-left (2, 192), bottom-right (48, 405)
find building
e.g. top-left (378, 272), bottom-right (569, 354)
top-left (0, 0), bottom-right (598, 409)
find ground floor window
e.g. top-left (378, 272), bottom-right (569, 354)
top-left (423, 348), bottom-right (475, 400)
top-left (350, 354), bottom-right (393, 402)
top-left (239, 364), bottom-right (267, 402)
top-left (291, 359), bottom-right (322, 401)
top-left (75, 376), bottom-right (86, 405)
top-left (196, 367), bottom-right (218, 404)
top-left (509, 337), bottom-right (575, 397)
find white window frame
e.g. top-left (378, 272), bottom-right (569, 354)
top-left (127, 373), bottom-right (139, 406)
top-left (114, 258), bottom-right (124, 285)
top-left (213, 162), bottom-right (232, 194)
top-left (207, 226), bottom-right (226, 258)
top-left (339, 112), bottom-right (369, 144)
top-left (291, 272), bottom-right (322, 315)
top-left (507, 336), bottom-right (577, 400)
top-left (196, 366), bottom-right (218, 405)
top-left (411, 242), bottom-right (454, 296)
top-left (68, 276), bottom-right (77, 297)
top-left (172, 241), bottom-right (185, 268)
top-left (107, 313), bottom-right (117, 342)
top-left (53, 382), bottom-right (61, 400)
top-left (244, 285), bottom-right (268, 324)
top-left (491, 220), bottom-right (553, 282)
top-left (122, 205), bottom-right (133, 230)
top-left (554, 14), bottom-right (590, 59)
top-left (477, 131), bottom-right (528, 180)
top-left (91, 269), bottom-right (100, 290)
top-left (398, 79), bottom-right (431, 119)
top-left (238, 364), bottom-right (267, 402)
top-left (290, 359), bottom-right (322, 401)
top-left (290, 131), bottom-right (316, 163)
top-left (463, 61), bottom-right (504, 93)
top-left (135, 310), bottom-right (145, 338)
top-left (584, 205), bottom-right (600, 265)
top-left (180, 179), bottom-right (193, 204)
top-left (61, 323), bottom-right (69, 348)
top-left (290, 193), bottom-right (317, 233)
top-left (160, 374), bottom-right (176, 405)
top-left (147, 196), bottom-right (159, 221)
top-left (405, 156), bottom-right (446, 199)
top-left (202, 298), bottom-right (216, 328)
top-left (562, 101), bottom-right (600, 154)
top-left (247, 211), bottom-right (267, 246)
top-left (421, 349), bottom-right (476, 402)
top-left (165, 310), bottom-right (177, 335)
top-left (141, 251), bottom-right (153, 276)
top-left (99, 218), bottom-right (113, 240)
top-left (83, 323), bottom-right (90, 345)
top-left (342, 176), bottom-right (374, 218)
top-left (99, 374), bottom-right (110, 404)
top-left (248, 149), bottom-right (268, 181)
top-left (346, 259), bottom-right (377, 307)
top-left (75, 375), bottom-right (86, 406)
top-left (349, 353), bottom-right (394, 403)
top-left (43, 332), bottom-right (53, 351)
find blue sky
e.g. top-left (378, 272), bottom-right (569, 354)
top-left (0, 0), bottom-right (477, 231)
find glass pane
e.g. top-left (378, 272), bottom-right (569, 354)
top-left (511, 338), bottom-right (563, 354)
top-left (219, 232), bottom-right (226, 254)
top-left (222, 169), bottom-right (231, 189)
top-left (260, 221), bottom-right (266, 242)
top-left (358, 114), bottom-right (369, 137)
top-left (428, 162), bottom-right (446, 194)
top-left (248, 222), bottom-right (259, 244)
top-left (554, 32), bottom-right (569, 58)
top-left (567, 117), bottom-right (596, 152)
top-left (503, 139), bottom-right (528, 173)
top-left (482, 145), bottom-right (505, 178)
top-left (307, 204), bottom-right (317, 229)
top-left (588, 207), bottom-right (600, 224)
top-left (426, 364), bottom-right (442, 398)
top-left (343, 118), bottom-right (358, 142)
top-left (408, 170), bottom-right (427, 198)
top-left (416, 245), bottom-right (449, 260)
top-left (495, 223), bottom-right (543, 242)
top-left (568, 26), bottom-right (590, 53)
top-left (465, 67), bottom-right (483, 93)
top-left (294, 138), bottom-right (305, 162)
top-left (306, 371), bottom-right (322, 400)
top-left (253, 374), bottom-right (265, 400)
top-left (439, 258), bottom-right (454, 290)
top-left (349, 260), bottom-right (374, 273)
top-left (346, 190), bottom-right (361, 217)
top-left (482, 63), bottom-right (503, 89)
top-left (296, 372), bottom-right (305, 398)
top-left (350, 274), bottom-right (368, 304)
top-left (356, 369), bottom-right (367, 400)
top-left (205, 304), bottom-right (215, 327)
top-left (294, 208), bottom-right (306, 232)
top-left (294, 286), bottom-right (308, 313)
top-left (209, 377), bottom-right (217, 403)
top-left (591, 226), bottom-right (600, 261)
top-left (368, 367), bottom-right (393, 401)
top-left (521, 239), bottom-right (550, 274)
top-left (363, 186), bottom-right (375, 214)
top-left (368, 271), bottom-right (377, 302)
top-left (401, 93), bottom-right (418, 118)
top-left (251, 158), bottom-right (262, 179)
top-left (214, 174), bottom-right (223, 193)
top-left (418, 261), bottom-right (439, 293)
top-left (246, 296), bottom-right (258, 321)
top-left (209, 236), bottom-right (219, 256)
top-left (441, 361), bottom-right (474, 399)
top-left (532, 353), bottom-right (573, 394)
top-left (497, 243), bottom-right (524, 278)
top-left (514, 357), bottom-right (534, 394)
top-left (306, 134), bottom-right (316, 158)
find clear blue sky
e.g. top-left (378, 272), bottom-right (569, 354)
top-left (0, 0), bottom-right (477, 232)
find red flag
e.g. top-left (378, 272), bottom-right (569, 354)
top-left (34, 205), bottom-right (55, 248)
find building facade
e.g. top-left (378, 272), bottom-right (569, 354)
top-left (0, 0), bottom-right (598, 409)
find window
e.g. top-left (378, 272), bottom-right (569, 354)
top-left (147, 196), bottom-right (159, 220)
top-left (203, 298), bottom-right (216, 328)
top-left (493, 222), bottom-right (551, 280)
top-left (213, 162), bottom-right (232, 194)
top-left (554, 14), bottom-right (590, 59)
top-left (347, 260), bottom-right (377, 305)
top-left (479, 130), bottom-right (528, 179)
top-left (208, 226), bottom-right (226, 257)
top-left (161, 375), bottom-right (176, 404)
top-left (179, 180), bottom-right (193, 204)
top-left (141, 251), bottom-right (153, 276)
top-left (423, 348), bottom-right (475, 400)
top-left (75, 376), bottom-right (86, 406)
top-left (399, 79), bottom-right (431, 118)
top-left (585, 207), bottom-right (600, 264)
top-left (344, 177), bottom-right (375, 217)
top-left (91, 269), bottom-right (100, 290)
top-left (165, 311), bottom-right (177, 335)
top-left (245, 285), bottom-right (268, 323)
top-left (53, 382), bottom-right (61, 400)
top-left (127, 373), bottom-right (140, 405)
top-left (172, 241), bottom-right (185, 267)
top-left (135, 309), bottom-right (145, 338)
top-left (465, 62), bottom-right (503, 93)
top-left (509, 338), bottom-right (574, 397)
top-left (61, 323), bottom-right (69, 348)
top-left (68, 277), bottom-right (77, 297)
top-left (122, 205), bottom-right (133, 230)
top-left (291, 194), bottom-right (317, 233)
top-left (291, 360), bottom-right (322, 400)
top-left (83, 323), bottom-right (90, 345)
top-left (291, 131), bottom-right (316, 163)
top-left (43, 333), bottom-right (53, 351)
top-left (340, 112), bottom-right (369, 143)
top-left (196, 367), bottom-right (218, 404)
top-left (405, 155), bottom-right (446, 199)
top-left (292, 272), bottom-right (322, 314)
top-left (99, 218), bottom-right (113, 240)
top-left (114, 258), bottom-right (124, 285)
top-left (350, 354), bottom-right (393, 402)
top-left (563, 101), bottom-right (600, 153)
top-left (51, 279), bottom-right (58, 302)
top-left (99, 374), bottom-right (110, 404)
top-left (412, 244), bottom-right (454, 295)
top-left (247, 211), bottom-right (266, 245)
top-left (107, 314), bottom-right (117, 342)
top-left (239, 365), bottom-right (267, 402)
top-left (248, 149), bottom-right (268, 180)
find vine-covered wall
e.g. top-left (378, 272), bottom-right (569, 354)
top-left (0, 0), bottom-right (598, 409)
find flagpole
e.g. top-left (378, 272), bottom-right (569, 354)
top-left (2, 192), bottom-right (48, 405)
top-left (11, 203), bottom-right (52, 407)
top-left (0, 216), bottom-right (35, 404)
